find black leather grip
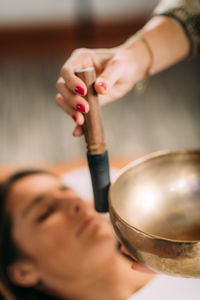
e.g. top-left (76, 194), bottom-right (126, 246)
top-left (87, 151), bottom-right (110, 212)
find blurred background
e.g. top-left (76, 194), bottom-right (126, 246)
top-left (0, 0), bottom-right (200, 175)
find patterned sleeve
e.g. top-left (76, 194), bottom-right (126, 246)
top-left (153, 0), bottom-right (200, 57)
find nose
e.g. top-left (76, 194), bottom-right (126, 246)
top-left (65, 196), bottom-right (86, 218)
top-left (68, 200), bottom-right (81, 216)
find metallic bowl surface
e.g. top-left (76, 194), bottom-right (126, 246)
top-left (109, 150), bottom-right (200, 277)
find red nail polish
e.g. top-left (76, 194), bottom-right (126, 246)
top-left (98, 82), bottom-right (107, 90)
top-left (72, 115), bottom-right (77, 122)
top-left (75, 86), bottom-right (85, 96)
top-left (76, 103), bottom-right (86, 113)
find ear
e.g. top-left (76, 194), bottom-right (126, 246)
top-left (7, 260), bottom-right (40, 288)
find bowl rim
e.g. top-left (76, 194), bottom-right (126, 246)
top-left (109, 149), bottom-right (200, 244)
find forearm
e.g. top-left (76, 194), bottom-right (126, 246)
top-left (153, 0), bottom-right (200, 58)
top-left (120, 0), bottom-right (200, 77)
top-left (139, 15), bottom-right (190, 74)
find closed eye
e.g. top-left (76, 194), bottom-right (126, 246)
top-left (37, 206), bottom-right (56, 223)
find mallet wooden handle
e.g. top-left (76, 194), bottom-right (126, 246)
top-left (75, 67), bottom-right (106, 154)
top-left (75, 67), bottom-right (110, 212)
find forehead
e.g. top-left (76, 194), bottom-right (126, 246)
top-left (6, 174), bottom-right (60, 214)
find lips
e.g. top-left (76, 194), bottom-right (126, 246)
top-left (76, 216), bottom-right (98, 236)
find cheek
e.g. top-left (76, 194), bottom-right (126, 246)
top-left (32, 215), bottom-right (84, 275)
top-left (14, 213), bottom-right (78, 260)
top-left (36, 214), bottom-right (78, 255)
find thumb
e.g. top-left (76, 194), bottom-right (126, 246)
top-left (95, 58), bottom-right (123, 94)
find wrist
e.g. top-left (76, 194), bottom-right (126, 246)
top-left (126, 34), bottom-right (153, 76)
top-left (121, 35), bottom-right (153, 81)
top-left (113, 35), bottom-right (153, 94)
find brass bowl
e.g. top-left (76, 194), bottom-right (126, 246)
top-left (109, 150), bottom-right (200, 277)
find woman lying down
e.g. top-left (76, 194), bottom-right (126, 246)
top-left (0, 169), bottom-right (154, 300)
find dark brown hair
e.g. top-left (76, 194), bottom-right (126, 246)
top-left (0, 169), bottom-right (57, 300)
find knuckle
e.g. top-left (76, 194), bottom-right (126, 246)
top-left (55, 94), bottom-right (63, 106)
top-left (71, 48), bottom-right (89, 56)
top-left (101, 74), bottom-right (109, 82)
top-left (56, 78), bottom-right (63, 91)
top-left (111, 56), bottom-right (121, 66)
top-left (71, 49), bottom-right (79, 56)
top-left (60, 66), bottom-right (67, 77)
top-left (56, 81), bottom-right (59, 91)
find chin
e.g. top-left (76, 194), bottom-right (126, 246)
top-left (80, 216), bottom-right (117, 252)
top-left (91, 221), bottom-right (117, 247)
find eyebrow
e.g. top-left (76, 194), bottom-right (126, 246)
top-left (22, 185), bottom-right (70, 217)
top-left (22, 194), bottom-right (47, 217)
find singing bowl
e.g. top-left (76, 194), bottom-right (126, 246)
top-left (109, 150), bottom-right (200, 277)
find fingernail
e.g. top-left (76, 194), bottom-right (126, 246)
top-left (76, 103), bottom-right (86, 113)
top-left (72, 115), bottom-right (77, 122)
top-left (98, 82), bottom-right (107, 90)
top-left (75, 86), bottom-right (85, 96)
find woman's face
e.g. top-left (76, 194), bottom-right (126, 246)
top-left (6, 173), bottom-right (116, 288)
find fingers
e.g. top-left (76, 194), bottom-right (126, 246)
top-left (56, 77), bottom-right (89, 115)
top-left (57, 56), bottom-right (90, 128)
top-left (56, 94), bottom-right (84, 137)
top-left (94, 57), bottom-right (123, 95)
top-left (56, 47), bottom-right (125, 137)
top-left (60, 65), bottom-right (87, 97)
top-left (73, 125), bottom-right (83, 137)
top-left (56, 93), bottom-right (83, 136)
top-left (55, 93), bottom-right (85, 126)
